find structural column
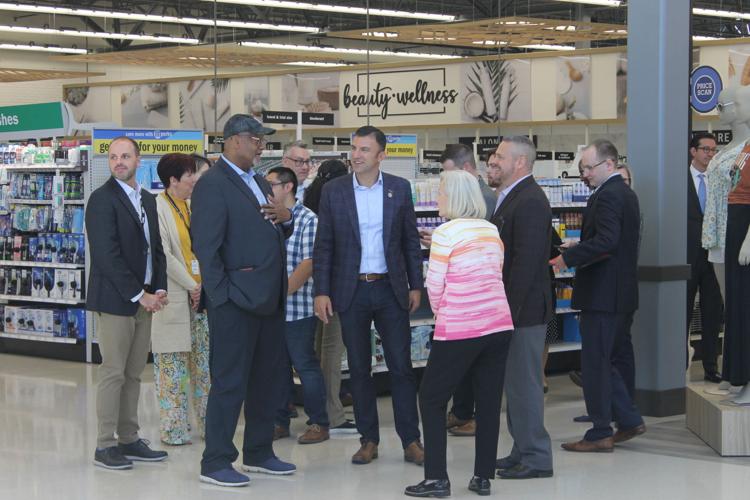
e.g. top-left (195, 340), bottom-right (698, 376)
top-left (628, 0), bottom-right (691, 416)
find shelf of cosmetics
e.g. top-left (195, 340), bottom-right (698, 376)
top-left (0, 205), bottom-right (84, 234)
top-left (0, 267), bottom-right (85, 302)
top-left (1, 172), bottom-right (84, 201)
top-left (0, 304), bottom-right (86, 341)
top-left (0, 142), bottom-right (90, 169)
top-left (0, 234), bottom-right (85, 265)
top-left (553, 212), bottom-right (583, 239)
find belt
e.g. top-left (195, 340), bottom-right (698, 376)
top-left (358, 273), bottom-right (388, 282)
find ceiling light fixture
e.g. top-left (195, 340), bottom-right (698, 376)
top-left (239, 41), bottom-right (460, 59)
top-left (0, 24), bottom-right (199, 44)
top-left (0, 2), bottom-right (319, 33)
top-left (693, 8), bottom-right (750, 21)
top-left (280, 61), bottom-right (351, 67)
top-left (206, 0), bottom-right (455, 21)
top-left (0, 42), bottom-right (87, 54)
top-left (519, 44), bottom-right (575, 51)
top-left (555, 0), bottom-right (623, 6)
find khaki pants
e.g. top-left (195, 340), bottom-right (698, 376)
top-left (315, 313), bottom-right (347, 428)
top-left (96, 307), bottom-right (152, 449)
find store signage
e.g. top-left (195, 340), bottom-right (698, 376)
top-left (312, 137), bottom-right (335, 146)
top-left (302, 112), bottom-right (334, 126)
top-left (423, 150), bottom-right (443, 161)
top-left (690, 66), bottom-right (722, 113)
top-left (93, 129), bottom-right (203, 155)
top-left (385, 134), bottom-right (418, 157)
top-left (337, 137), bottom-right (351, 146)
top-left (265, 142), bottom-right (281, 150)
top-left (262, 110), bottom-right (297, 124)
top-left (343, 68), bottom-right (459, 120)
top-left (536, 151), bottom-right (553, 160)
top-left (0, 102), bottom-right (67, 139)
top-left (554, 151), bottom-right (576, 161)
top-left (458, 136), bottom-right (499, 155)
top-left (695, 129), bottom-right (733, 145)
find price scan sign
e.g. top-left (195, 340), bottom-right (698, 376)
top-left (690, 66), bottom-right (722, 113)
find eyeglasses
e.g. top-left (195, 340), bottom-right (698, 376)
top-left (284, 156), bottom-right (313, 166)
top-left (717, 101), bottom-right (735, 113)
top-left (236, 134), bottom-right (266, 145)
top-left (580, 159), bottom-right (609, 172)
top-left (267, 181), bottom-right (289, 187)
top-left (696, 146), bottom-right (719, 154)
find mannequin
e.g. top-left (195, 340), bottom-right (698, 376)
top-left (701, 86), bottom-right (750, 399)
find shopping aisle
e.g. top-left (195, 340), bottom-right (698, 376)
top-left (0, 353), bottom-right (748, 500)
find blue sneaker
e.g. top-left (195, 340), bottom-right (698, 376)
top-left (241, 456), bottom-right (296, 475)
top-left (199, 468), bottom-right (250, 487)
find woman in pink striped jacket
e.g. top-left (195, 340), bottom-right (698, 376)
top-left (405, 170), bottom-right (513, 499)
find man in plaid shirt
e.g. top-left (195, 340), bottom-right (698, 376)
top-left (266, 166), bottom-right (330, 445)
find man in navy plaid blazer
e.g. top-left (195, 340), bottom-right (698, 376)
top-left (313, 125), bottom-right (425, 466)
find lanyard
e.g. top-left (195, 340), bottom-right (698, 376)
top-left (165, 192), bottom-right (191, 231)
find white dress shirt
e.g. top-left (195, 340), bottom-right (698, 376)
top-left (114, 178), bottom-right (152, 302)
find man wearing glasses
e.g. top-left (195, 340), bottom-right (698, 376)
top-left (282, 140), bottom-right (314, 202)
top-left (550, 139), bottom-right (645, 453)
top-left (687, 132), bottom-right (723, 383)
top-left (192, 114), bottom-right (295, 487)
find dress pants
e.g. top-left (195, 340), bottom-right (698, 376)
top-left (316, 313), bottom-right (348, 428)
top-left (96, 307), bottom-right (152, 449)
top-left (449, 374), bottom-right (475, 421)
top-left (686, 250), bottom-right (723, 373)
top-left (200, 300), bottom-right (285, 475)
top-left (419, 332), bottom-right (511, 480)
top-left (579, 311), bottom-right (643, 441)
top-left (504, 324), bottom-right (552, 470)
top-left (338, 279), bottom-right (420, 447)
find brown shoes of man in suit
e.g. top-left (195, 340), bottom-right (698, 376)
top-left (445, 412), bottom-right (469, 429)
top-left (561, 436), bottom-right (614, 452)
top-left (404, 440), bottom-right (425, 465)
top-left (448, 419), bottom-right (476, 436)
top-left (352, 441), bottom-right (378, 464)
top-left (613, 423), bottom-right (646, 444)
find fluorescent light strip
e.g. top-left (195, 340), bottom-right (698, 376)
top-left (0, 2), bottom-right (319, 33)
top-left (280, 61), bottom-right (351, 67)
top-left (519, 44), bottom-right (574, 51)
top-left (555, 0), bottom-right (622, 6)
top-left (240, 41), bottom-right (460, 59)
top-left (0, 42), bottom-right (87, 54)
top-left (693, 8), bottom-right (750, 21)
top-left (0, 24), bottom-right (199, 44)
top-left (206, 0), bottom-right (455, 21)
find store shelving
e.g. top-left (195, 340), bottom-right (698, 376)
top-left (0, 294), bottom-right (84, 305)
top-left (8, 199), bottom-right (84, 205)
top-left (0, 332), bottom-right (78, 344)
top-left (0, 260), bottom-right (83, 269)
top-left (2, 163), bottom-right (82, 172)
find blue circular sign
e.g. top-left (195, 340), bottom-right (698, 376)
top-left (691, 66), bottom-right (723, 113)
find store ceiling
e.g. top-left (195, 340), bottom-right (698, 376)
top-left (0, 1), bottom-right (746, 60)
top-left (0, 67), bottom-right (104, 82)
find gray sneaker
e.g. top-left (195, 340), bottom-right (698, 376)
top-left (94, 446), bottom-right (133, 470)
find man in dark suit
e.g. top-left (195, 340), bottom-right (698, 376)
top-left (687, 132), bottom-right (723, 383)
top-left (551, 139), bottom-right (646, 452)
top-left (487, 136), bottom-right (554, 478)
top-left (191, 114), bottom-right (295, 487)
top-left (86, 136), bottom-right (169, 470)
top-left (313, 125), bottom-right (424, 466)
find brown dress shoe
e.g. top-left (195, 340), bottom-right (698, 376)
top-left (404, 440), bottom-right (425, 466)
top-left (561, 437), bottom-right (614, 453)
top-left (446, 412), bottom-right (469, 429)
top-left (352, 441), bottom-right (378, 464)
top-left (448, 419), bottom-right (476, 436)
top-left (273, 425), bottom-right (290, 441)
top-left (613, 424), bottom-right (646, 444)
top-left (298, 424), bottom-right (330, 444)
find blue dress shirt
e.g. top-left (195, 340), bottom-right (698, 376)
top-left (353, 171), bottom-right (388, 274)
top-left (223, 154), bottom-right (269, 206)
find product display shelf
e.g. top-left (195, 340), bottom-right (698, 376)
top-left (8, 199), bottom-right (84, 205)
top-left (0, 294), bottom-right (84, 305)
top-left (0, 260), bottom-right (83, 269)
top-left (1, 163), bottom-right (82, 172)
top-left (0, 332), bottom-right (77, 344)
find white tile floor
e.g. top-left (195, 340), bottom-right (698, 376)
top-left (0, 353), bottom-right (748, 500)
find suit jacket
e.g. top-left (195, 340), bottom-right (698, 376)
top-left (490, 176), bottom-right (554, 327)
top-left (150, 194), bottom-right (197, 353)
top-left (564, 174), bottom-right (640, 313)
top-left (85, 176), bottom-right (167, 316)
top-left (687, 168), bottom-right (707, 265)
top-left (313, 172), bottom-right (424, 312)
top-left (190, 158), bottom-right (291, 315)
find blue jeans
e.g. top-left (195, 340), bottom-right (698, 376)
top-left (276, 316), bottom-right (329, 428)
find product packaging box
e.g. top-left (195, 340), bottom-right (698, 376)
top-left (52, 234), bottom-right (63, 263)
top-left (58, 234), bottom-right (70, 263)
top-left (31, 267), bottom-right (44, 298)
top-left (67, 270), bottom-right (83, 300)
top-left (4, 235), bottom-right (13, 260)
top-left (0, 304), bottom-right (4, 332)
top-left (45, 234), bottom-right (56, 263)
top-left (41, 309), bottom-right (53, 334)
top-left (68, 308), bottom-right (86, 340)
top-left (28, 237), bottom-right (38, 262)
top-left (6, 268), bottom-right (18, 295)
top-left (74, 234), bottom-right (85, 265)
top-left (42, 268), bottom-right (54, 298)
top-left (15, 308), bottom-right (28, 332)
top-left (52, 309), bottom-right (67, 337)
top-left (29, 309), bottom-right (43, 334)
top-left (51, 269), bottom-right (67, 299)
top-left (13, 235), bottom-right (22, 261)
top-left (4, 306), bottom-right (17, 333)
top-left (18, 269), bottom-right (30, 296)
top-left (0, 268), bottom-right (9, 294)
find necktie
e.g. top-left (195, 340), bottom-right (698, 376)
top-left (698, 173), bottom-right (706, 214)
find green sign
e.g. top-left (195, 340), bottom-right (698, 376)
top-left (0, 102), bottom-right (65, 133)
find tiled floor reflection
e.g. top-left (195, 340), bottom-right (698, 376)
top-left (0, 353), bottom-right (748, 499)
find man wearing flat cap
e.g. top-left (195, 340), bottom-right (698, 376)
top-left (192, 114), bottom-right (296, 487)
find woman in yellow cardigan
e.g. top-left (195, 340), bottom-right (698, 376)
top-left (151, 153), bottom-right (210, 445)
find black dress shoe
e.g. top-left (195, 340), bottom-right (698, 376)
top-left (404, 479), bottom-right (451, 498)
top-left (569, 370), bottom-right (583, 387)
top-left (117, 439), bottom-right (168, 462)
top-left (495, 456), bottom-right (518, 470)
top-left (573, 414), bottom-right (592, 423)
top-left (704, 371), bottom-right (722, 384)
top-left (497, 464), bottom-right (553, 480)
top-left (468, 476), bottom-right (491, 496)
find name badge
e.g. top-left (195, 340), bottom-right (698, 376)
top-left (191, 259), bottom-right (200, 275)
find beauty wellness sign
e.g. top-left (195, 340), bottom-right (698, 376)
top-left (340, 67), bottom-right (460, 126)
